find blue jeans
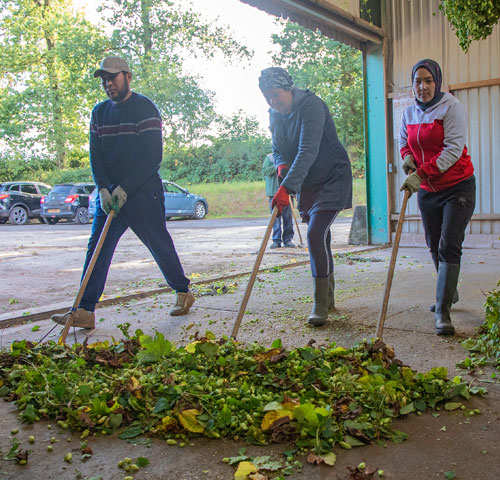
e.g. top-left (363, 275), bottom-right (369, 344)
top-left (307, 210), bottom-right (339, 278)
top-left (269, 197), bottom-right (294, 244)
top-left (79, 189), bottom-right (190, 311)
top-left (418, 176), bottom-right (476, 266)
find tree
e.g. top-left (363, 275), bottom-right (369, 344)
top-left (0, 0), bottom-right (108, 168)
top-left (440, 0), bottom-right (500, 52)
top-left (99, 0), bottom-right (252, 145)
top-left (270, 20), bottom-right (364, 160)
top-left (161, 111), bottom-right (270, 183)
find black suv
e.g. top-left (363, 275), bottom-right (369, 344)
top-left (0, 181), bottom-right (53, 225)
top-left (40, 183), bottom-right (96, 224)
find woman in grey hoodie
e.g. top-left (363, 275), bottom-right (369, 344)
top-left (259, 67), bottom-right (353, 327)
top-left (400, 59), bottom-right (475, 335)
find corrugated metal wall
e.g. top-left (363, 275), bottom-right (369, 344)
top-left (389, 0), bottom-right (500, 247)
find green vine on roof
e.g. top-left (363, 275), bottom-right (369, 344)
top-left (439, 0), bottom-right (500, 52)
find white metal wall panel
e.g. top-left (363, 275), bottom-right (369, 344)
top-left (389, 0), bottom-right (500, 247)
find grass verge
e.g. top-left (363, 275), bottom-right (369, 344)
top-left (187, 178), bottom-right (366, 219)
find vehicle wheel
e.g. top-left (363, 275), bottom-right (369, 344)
top-left (9, 206), bottom-right (29, 225)
top-left (43, 217), bottom-right (59, 225)
top-left (75, 207), bottom-right (89, 224)
top-left (193, 201), bottom-right (206, 220)
top-left (0, 218), bottom-right (7, 224)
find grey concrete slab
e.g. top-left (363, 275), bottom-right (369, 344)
top-left (1, 221), bottom-right (500, 479)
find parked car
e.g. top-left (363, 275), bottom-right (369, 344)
top-left (88, 180), bottom-right (208, 220)
top-left (88, 187), bottom-right (98, 220)
top-left (163, 180), bottom-right (208, 220)
top-left (0, 181), bottom-right (52, 225)
top-left (40, 183), bottom-right (96, 224)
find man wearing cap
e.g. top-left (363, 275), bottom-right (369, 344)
top-left (52, 56), bottom-right (194, 329)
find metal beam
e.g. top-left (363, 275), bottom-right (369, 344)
top-left (240, 0), bottom-right (384, 49)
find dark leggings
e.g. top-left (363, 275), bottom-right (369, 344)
top-left (418, 176), bottom-right (476, 266)
top-left (307, 210), bottom-right (339, 278)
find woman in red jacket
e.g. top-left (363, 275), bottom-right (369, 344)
top-left (400, 59), bottom-right (475, 336)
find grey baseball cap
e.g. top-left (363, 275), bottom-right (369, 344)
top-left (94, 56), bottom-right (131, 77)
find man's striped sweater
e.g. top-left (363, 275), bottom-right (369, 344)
top-left (89, 92), bottom-right (164, 196)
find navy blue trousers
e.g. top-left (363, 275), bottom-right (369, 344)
top-left (79, 189), bottom-right (189, 311)
top-left (418, 176), bottom-right (476, 266)
top-left (307, 210), bottom-right (339, 278)
top-left (269, 197), bottom-right (294, 244)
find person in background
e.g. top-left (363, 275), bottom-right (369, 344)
top-left (259, 67), bottom-right (352, 327)
top-left (52, 56), bottom-right (194, 329)
top-left (400, 58), bottom-right (475, 336)
top-left (262, 152), bottom-right (295, 249)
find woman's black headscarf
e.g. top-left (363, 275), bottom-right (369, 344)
top-left (258, 67), bottom-right (294, 92)
top-left (411, 58), bottom-right (445, 111)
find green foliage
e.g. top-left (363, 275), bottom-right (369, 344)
top-left (0, 336), bottom-right (480, 459)
top-left (0, 154), bottom-right (55, 183)
top-left (137, 332), bottom-right (173, 364)
top-left (161, 114), bottom-right (270, 184)
top-left (0, 0), bottom-right (252, 168)
top-left (458, 280), bottom-right (500, 372)
top-left (37, 167), bottom-right (93, 186)
top-left (271, 21), bottom-right (365, 164)
top-left (0, 0), bottom-right (108, 167)
top-left (440, 0), bottom-right (500, 52)
top-left (100, 0), bottom-right (252, 145)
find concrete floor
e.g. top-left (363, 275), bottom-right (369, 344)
top-left (1, 218), bottom-right (499, 479)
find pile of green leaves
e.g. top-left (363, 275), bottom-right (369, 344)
top-left (0, 332), bottom-right (480, 458)
top-left (459, 280), bottom-right (500, 374)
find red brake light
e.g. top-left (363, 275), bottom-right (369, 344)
top-left (0, 193), bottom-right (9, 200)
top-left (40, 196), bottom-right (45, 204)
top-left (65, 194), bottom-right (78, 203)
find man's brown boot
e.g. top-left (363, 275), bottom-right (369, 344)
top-left (170, 290), bottom-right (195, 316)
top-left (51, 308), bottom-right (95, 329)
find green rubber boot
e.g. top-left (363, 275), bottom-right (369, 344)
top-left (308, 277), bottom-right (329, 327)
top-left (434, 262), bottom-right (460, 335)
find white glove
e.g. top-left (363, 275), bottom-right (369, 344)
top-left (111, 185), bottom-right (128, 210)
top-left (99, 188), bottom-right (112, 215)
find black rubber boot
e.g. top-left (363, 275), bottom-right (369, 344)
top-left (308, 277), bottom-right (329, 327)
top-left (434, 262), bottom-right (460, 335)
top-left (328, 272), bottom-right (335, 311)
top-left (430, 260), bottom-right (458, 311)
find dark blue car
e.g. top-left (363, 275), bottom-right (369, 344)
top-left (88, 180), bottom-right (208, 220)
top-left (40, 183), bottom-right (95, 224)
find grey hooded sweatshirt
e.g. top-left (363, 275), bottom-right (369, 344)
top-left (270, 88), bottom-right (352, 220)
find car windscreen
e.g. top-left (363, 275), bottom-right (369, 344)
top-left (52, 185), bottom-right (74, 194)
